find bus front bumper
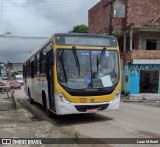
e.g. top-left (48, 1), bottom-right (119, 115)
top-left (54, 95), bottom-right (120, 115)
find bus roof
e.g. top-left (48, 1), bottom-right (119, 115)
top-left (55, 33), bottom-right (117, 47)
top-left (24, 33), bottom-right (117, 63)
top-left (55, 33), bottom-right (116, 37)
top-left (24, 37), bottom-right (51, 63)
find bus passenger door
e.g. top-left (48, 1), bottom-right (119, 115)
top-left (46, 50), bottom-right (55, 111)
top-left (31, 61), bottom-right (35, 100)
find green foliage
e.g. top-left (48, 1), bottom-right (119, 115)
top-left (70, 24), bottom-right (88, 33)
top-left (73, 132), bottom-right (80, 143)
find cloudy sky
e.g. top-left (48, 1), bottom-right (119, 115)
top-left (0, 0), bottom-right (100, 63)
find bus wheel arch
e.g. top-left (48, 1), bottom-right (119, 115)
top-left (42, 91), bottom-right (47, 109)
top-left (42, 91), bottom-right (53, 117)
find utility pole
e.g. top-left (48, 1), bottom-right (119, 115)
top-left (103, 0), bottom-right (117, 35)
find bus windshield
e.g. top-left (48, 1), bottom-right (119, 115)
top-left (56, 49), bottom-right (119, 89)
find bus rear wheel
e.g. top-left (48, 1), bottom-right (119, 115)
top-left (28, 89), bottom-right (34, 104)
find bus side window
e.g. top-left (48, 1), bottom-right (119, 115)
top-left (40, 52), bottom-right (42, 74)
top-left (40, 49), bottom-right (47, 74)
top-left (26, 61), bottom-right (31, 77)
top-left (31, 61), bottom-right (34, 78)
top-left (26, 62), bottom-right (28, 76)
top-left (34, 55), bottom-right (37, 75)
top-left (23, 65), bottom-right (25, 77)
top-left (42, 48), bottom-right (47, 74)
top-left (37, 54), bottom-right (40, 75)
top-left (46, 42), bottom-right (54, 65)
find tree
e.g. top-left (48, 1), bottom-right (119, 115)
top-left (70, 24), bottom-right (88, 33)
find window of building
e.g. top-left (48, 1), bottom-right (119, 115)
top-left (146, 39), bottom-right (157, 50)
top-left (113, 3), bottom-right (125, 18)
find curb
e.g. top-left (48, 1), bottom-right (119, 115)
top-left (122, 100), bottom-right (160, 103)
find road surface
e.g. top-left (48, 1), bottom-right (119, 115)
top-left (14, 87), bottom-right (160, 146)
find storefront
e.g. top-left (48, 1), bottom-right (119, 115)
top-left (124, 63), bottom-right (160, 94)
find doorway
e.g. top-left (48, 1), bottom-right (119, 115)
top-left (46, 50), bottom-right (55, 111)
top-left (140, 70), bottom-right (159, 93)
top-left (146, 39), bottom-right (157, 50)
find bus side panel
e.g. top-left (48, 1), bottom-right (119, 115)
top-left (34, 76), bottom-right (42, 104)
top-left (26, 77), bottom-right (32, 98)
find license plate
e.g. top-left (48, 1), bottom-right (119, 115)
top-left (86, 108), bottom-right (98, 113)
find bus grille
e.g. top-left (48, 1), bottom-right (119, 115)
top-left (75, 104), bottom-right (109, 112)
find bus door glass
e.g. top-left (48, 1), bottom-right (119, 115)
top-left (46, 50), bottom-right (55, 111)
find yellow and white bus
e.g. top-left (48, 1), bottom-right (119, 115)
top-left (23, 33), bottom-right (121, 116)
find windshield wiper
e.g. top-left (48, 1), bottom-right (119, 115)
top-left (112, 70), bottom-right (117, 78)
top-left (72, 46), bottom-right (80, 75)
top-left (97, 47), bottom-right (106, 72)
top-left (58, 50), bottom-right (68, 83)
top-left (98, 47), bottom-right (106, 64)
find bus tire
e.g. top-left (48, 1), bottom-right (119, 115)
top-left (28, 88), bottom-right (34, 104)
top-left (42, 92), bottom-right (53, 118)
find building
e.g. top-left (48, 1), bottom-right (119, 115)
top-left (12, 63), bottom-right (23, 74)
top-left (0, 62), bottom-right (7, 76)
top-left (88, 0), bottom-right (160, 94)
top-left (7, 62), bottom-right (23, 78)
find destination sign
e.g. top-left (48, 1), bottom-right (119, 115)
top-left (56, 35), bottom-right (117, 47)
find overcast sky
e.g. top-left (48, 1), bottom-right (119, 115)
top-left (0, 0), bottom-right (100, 63)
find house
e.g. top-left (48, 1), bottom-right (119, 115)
top-left (12, 63), bottom-right (23, 74)
top-left (88, 0), bottom-right (160, 94)
top-left (0, 62), bottom-right (7, 76)
top-left (7, 62), bottom-right (23, 78)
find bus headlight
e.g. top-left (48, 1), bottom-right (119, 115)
top-left (58, 92), bottom-right (70, 103)
top-left (113, 89), bottom-right (121, 101)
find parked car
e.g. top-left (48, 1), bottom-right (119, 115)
top-left (0, 81), bottom-right (5, 94)
top-left (10, 80), bottom-right (21, 89)
top-left (1, 74), bottom-right (8, 80)
top-left (14, 75), bottom-right (23, 85)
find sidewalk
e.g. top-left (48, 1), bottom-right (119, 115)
top-left (0, 91), bottom-right (81, 147)
top-left (121, 94), bottom-right (160, 102)
top-left (0, 79), bottom-right (108, 146)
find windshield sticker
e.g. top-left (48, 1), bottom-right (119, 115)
top-left (105, 51), bottom-right (109, 56)
top-left (81, 51), bottom-right (89, 56)
top-left (112, 39), bottom-right (116, 42)
top-left (91, 51), bottom-right (99, 56)
top-left (91, 51), bottom-right (109, 57)
top-left (85, 76), bottom-right (91, 84)
top-left (99, 75), bottom-right (113, 87)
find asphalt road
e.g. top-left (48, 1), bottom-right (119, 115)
top-left (14, 87), bottom-right (160, 146)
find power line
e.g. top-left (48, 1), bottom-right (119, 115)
top-left (0, 0), bottom-right (3, 33)
top-left (3, 0), bottom-right (95, 5)
top-left (0, 0), bottom-right (99, 11)
top-left (1, 0), bottom-right (160, 11)
top-left (0, 35), bottom-right (48, 40)
top-left (3, 0), bottom-right (160, 5)
top-left (3, 0), bottom-right (97, 6)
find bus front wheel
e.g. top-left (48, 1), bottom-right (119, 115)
top-left (42, 92), bottom-right (53, 117)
